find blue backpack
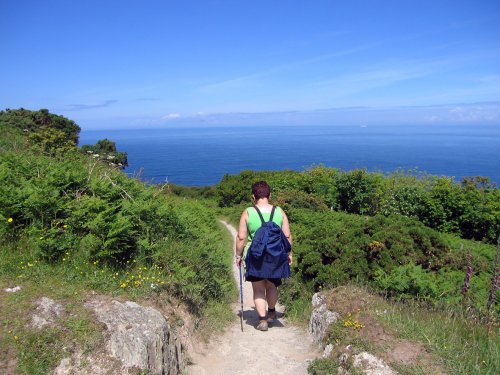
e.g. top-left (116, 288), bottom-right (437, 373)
top-left (245, 206), bottom-right (292, 279)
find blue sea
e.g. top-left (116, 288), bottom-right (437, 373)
top-left (80, 124), bottom-right (500, 186)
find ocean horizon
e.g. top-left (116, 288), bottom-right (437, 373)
top-left (80, 124), bottom-right (500, 187)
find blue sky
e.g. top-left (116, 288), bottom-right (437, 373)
top-left (1, 0), bottom-right (500, 129)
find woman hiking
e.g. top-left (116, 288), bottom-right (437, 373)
top-left (235, 181), bottom-right (293, 331)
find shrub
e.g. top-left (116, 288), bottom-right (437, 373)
top-left (281, 207), bottom-right (497, 312)
top-left (216, 168), bottom-right (499, 244)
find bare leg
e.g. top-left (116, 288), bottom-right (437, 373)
top-left (265, 280), bottom-right (278, 309)
top-left (252, 280), bottom-right (267, 318)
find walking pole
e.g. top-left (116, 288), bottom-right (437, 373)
top-left (239, 262), bottom-right (244, 332)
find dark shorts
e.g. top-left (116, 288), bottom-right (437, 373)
top-left (245, 275), bottom-right (282, 287)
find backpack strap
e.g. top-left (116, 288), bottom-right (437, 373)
top-left (253, 205), bottom-right (266, 225)
top-left (249, 206), bottom-right (276, 239)
top-left (269, 206), bottom-right (276, 222)
top-left (254, 205), bottom-right (276, 223)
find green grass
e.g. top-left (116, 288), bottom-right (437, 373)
top-left (390, 363), bottom-right (430, 375)
top-left (379, 300), bottom-right (499, 374)
top-left (308, 357), bottom-right (340, 375)
top-left (1, 285), bottom-right (103, 374)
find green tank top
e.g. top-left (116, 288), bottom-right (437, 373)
top-left (246, 206), bottom-right (283, 241)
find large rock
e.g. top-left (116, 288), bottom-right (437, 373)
top-left (309, 292), bottom-right (340, 344)
top-left (84, 299), bottom-right (182, 375)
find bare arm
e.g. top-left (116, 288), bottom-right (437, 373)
top-left (281, 210), bottom-right (293, 265)
top-left (281, 210), bottom-right (292, 246)
top-left (235, 209), bottom-right (248, 266)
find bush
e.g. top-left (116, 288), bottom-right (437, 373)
top-left (216, 168), bottom-right (499, 244)
top-left (281, 207), bottom-right (497, 312)
top-left (0, 108), bottom-right (80, 147)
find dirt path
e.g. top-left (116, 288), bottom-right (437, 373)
top-left (186, 221), bottom-right (320, 375)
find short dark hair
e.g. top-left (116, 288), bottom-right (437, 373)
top-left (252, 181), bottom-right (271, 199)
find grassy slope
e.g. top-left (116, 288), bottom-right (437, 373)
top-left (0, 118), bottom-right (239, 373)
top-left (0, 198), bottom-right (236, 374)
top-left (309, 285), bottom-right (499, 375)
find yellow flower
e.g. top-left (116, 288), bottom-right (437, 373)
top-left (63, 224), bottom-right (68, 229)
top-left (7, 218), bottom-right (13, 223)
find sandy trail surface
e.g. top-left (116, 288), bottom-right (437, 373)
top-left (186, 221), bottom-right (320, 375)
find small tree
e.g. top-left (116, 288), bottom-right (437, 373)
top-left (81, 138), bottom-right (128, 168)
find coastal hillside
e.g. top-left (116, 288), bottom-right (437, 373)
top-left (0, 109), bottom-right (498, 374)
top-left (0, 109), bottom-right (235, 374)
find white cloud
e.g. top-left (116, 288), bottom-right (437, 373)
top-left (185, 101), bottom-right (500, 126)
top-left (162, 113), bottom-right (181, 120)
top-left (448, 104), bottom-right (500, 122)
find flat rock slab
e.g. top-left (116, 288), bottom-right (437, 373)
top-left (31, 297), bottom-right (64, 329)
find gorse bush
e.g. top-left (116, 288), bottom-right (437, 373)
top-left (286, 207), bottom-right (497, 313)
top-left (222, 200), bottom-right (496, 313)
top-left (217, 168), bottom-right (500, 243)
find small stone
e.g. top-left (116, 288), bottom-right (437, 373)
top-left (54, 357), bottom-right (72, 375)
top-left (338, 346), bottom-right (397, 375)
top-left (322, 343), bottom-right (334, 358)
top-left (312, 292), bottom-right (326, 307)
top-left (5, 286), bottom-right (22, 293)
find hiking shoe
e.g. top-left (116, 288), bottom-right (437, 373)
top-left (267, 310), bottom-right (277, 321)
top-left (256, 319), bottom-right (268, 331)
